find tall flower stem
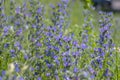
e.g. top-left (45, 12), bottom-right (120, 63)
top-left (116, 50), bottom-right (118, 80)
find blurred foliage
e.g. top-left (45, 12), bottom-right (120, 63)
top-left (81, 0), bottom-right (92, 9)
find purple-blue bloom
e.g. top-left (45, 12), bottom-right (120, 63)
top-left (37, 77), bottom-right (41, 80)
top-left (46, 73), bottom-right (50, 76)
top-left (3, 27), bottom-right (9, 36)
top-left (15, 6), bottom-right (21, 14)
top-left (37, 7), bottom-right (42, 14)
top-left (81, 43), bottom-right (87, 49)
top-left (36, 42), bottom-right (42, 47)
top-left (14, 42), bottom-right (22, 50)
top-left (1, 70), bottom-right (6, 77)
top-left (10, 49), bottom-right (15, 53)
top-left (24, 54), bottom-right (29, 60)
top-left (16, 28), bottom-right (22, 36)
top-left (73, 67), bottom-right (78, 73)
top-left (4, 43), bottom-right (9, 48)
top-left (0, 76), bottom-right (2, 80)
top-left (14, 64), bottom-right (20, 72)
top-left (104, 68), bottom-right (109, 77)
top-left (19, 77), bottom-right (24, 80)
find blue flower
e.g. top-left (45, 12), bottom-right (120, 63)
top-left (24, 54), bottom-right (29, 60)
top-left (10, 49), bottom-right (15, 53)
top-left (19, 77), bottom-right (24, 80)
top-left (0, 76), bottom-right (2, 80)
top-left (104, 68), bottom-right (109, 77)
top-left (4, 43), bottom-right (9, 48)
top-left (61, 0), bottom-right (69, 4)
top-left (73, 67), bottom-right (78, 73)
top-left (63, 36), bottom-right (68, 42)
top-left (81, 43), bottom-right (87, 49)
top-left (12, 75), bottom-right (17, 80)
top-left (37, 77), bottom-right (41, 80)
top-left (32, 24), bottom-right (36, 28)
top-left (98, 48), bottom-right (102, 53)
top-left (83, 71), bottom-right (89, 77)
top-left (65, 45), bottom-right (70, 50)
top-left (15, 7), bottom-right (21, 14)
top-left (46, 73), bottom-right (50, 76)
top-left (72, 51), bottom-right (79, 58)
top-left (91, 60), bottom-right (97, 67)
top-left (55, 76), bottom-right (59, 80)
top-left (72, 40), bottom-right (78, 46)
top-left (46, 63), bottom-right (52, 69)
top-left (36, 42), bottom-right (42, 47)
top-left (37, 7), bottom-right (42, 14)
top-left (99, 52), bottom-right (105, 57)
top-left (54, 46), bottom-right (59, 52)
top-left (29, 67), bottom-right (34, 72)
top-left (16, 28), bottom-right (22, 36)
top-left (14, 64), bottom-right (20, 72)
top-left (1, 70), bottom-right (6, 76)
top-left (55, 59), bottom-right (60, 65)
top-left (50, 4), bottom-right (55, 9)
top-left (90, 74), bottom-right (95, 79)
top-left (88, 67), bottom-right (94, 74)
top-left (3, 27), bottom-right (9, 36)
top-left (14, 42), bottom-right (22, 50)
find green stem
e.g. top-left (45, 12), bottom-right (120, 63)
top-left (116, 50), bottom-right (118, 80)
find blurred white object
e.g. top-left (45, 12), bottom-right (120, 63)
top-left (112, 0), bottom-right (120, 10)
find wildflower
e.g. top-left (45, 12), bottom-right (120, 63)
top-left (81, 43), bottom-right (87, 49)
top-left (88, 67), bottom-right (95, 74)
top-left (54, 46), bottom-right (59, 52)
top-left (72, 51), bottom-right (79, 58)
top-left (4, 43), bottom-right (9, 48)
top-left (14, 42), bottom-right (22, 50)
top-left (14, 64), bottom-right (20, 72)
top-left (3, 27), bottom-right (9, 36)
top-left (90, 74), bottom-right (95, 79)
top-left (55, 75), bottom-right (59, 80)
top-left (73, 67), bottom-right (78, 73)
top-left (72, 40), bottom-right (78, 46)
top-left (15, 6), bottom-right (21, 14)
top-left (37, 7), bottom-right (42, 14)
top-left (10, 49), bottom-right (15, 53)
top-left (12, 75), bottom-right (17, 80)
top-left (37, 77), bottom-right (41, 80)
top-left (29, 67), bottom-right (34, 72)
top-left (36, 42), bottom-right (42, 47)
top-left (83, 71), bottom-right (89, 77)
top-left (65, 45), bottom-right (70, 50)
top-left (0, 76), bottom-right (2, 80)
top-left (1, 70), bottom-right (6, 77)
top-left (24, 54), bottom-right (29, 60)
top-left (50, 4), bottom-right (55, 9)
top-left (61, 0), bottom-right (69, 4)
top-left (46, 73), bottom-right (50, 76)
top-left (18, 77), bottom-right (24, 80)
top-left (103, 68), bottom-right (109, 77)
top-left (16, 28), bottom-right (22, 36)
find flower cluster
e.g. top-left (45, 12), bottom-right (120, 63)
top-left (0, 0), bottom-right (116, 80)
top-left (89, 11), bottom-right (115, 80)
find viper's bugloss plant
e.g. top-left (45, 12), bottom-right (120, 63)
top-left (89, 11), bottom-right (115, 80)
top-left (0, 0), bottom-right (118, 80)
